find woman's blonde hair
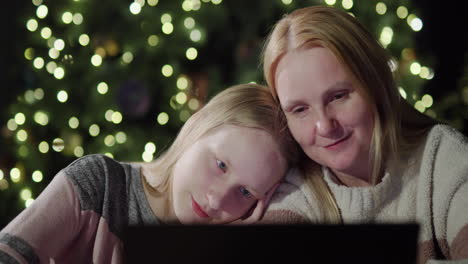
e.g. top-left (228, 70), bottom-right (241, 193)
top-left (262, 6), bottom-right (435, 223)
top-left (142, 83), bottom-right (300, 194)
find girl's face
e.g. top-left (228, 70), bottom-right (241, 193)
top-left (275, 47), bottom-right (374, 179)
top-left (171, 125), bottom-right (286, 224)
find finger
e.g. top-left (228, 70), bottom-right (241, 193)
top-left (242, 182), bottom-right (281, 224)
top-left (228, 182), bottom-right (282, 225)
top-left (264, 182), bottom-right (280, 204)
top-left (252, 183), bottom-right (279, 216)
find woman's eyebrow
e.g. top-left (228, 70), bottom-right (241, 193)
top-left (281, 81), bottom-right (352, 110)
top-left (322, 81), bottom-right (352, 98)
top-left (328, 81), bottom-right (352, 91)
top-left (328, 81), bottom-right (351, 91)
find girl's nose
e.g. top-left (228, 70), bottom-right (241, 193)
top-left (207, 191), bottom-right (221, 210)
top-left (207, 185), bottom-right (230, 211)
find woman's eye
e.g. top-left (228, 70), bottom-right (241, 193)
top-left (216, 159), bottom-right (227, 172)
top-left (332, 91), bottom-right (348, 101)
top-left (292, 106), bottom-right (306, 114)
top-left (239, 187), bottom-right (252, 198)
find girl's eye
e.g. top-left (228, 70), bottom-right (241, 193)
top-left (239, 187), bottom-right (252, 198)
top-left (216, 159), bottom-right (227, 172)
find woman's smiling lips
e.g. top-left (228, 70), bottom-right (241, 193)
top-left (192, 198), bottom-right (210, 218)
top-left (323, 133), bottom-right (352, 150)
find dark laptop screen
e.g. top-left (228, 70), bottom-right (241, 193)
top-left (123, 223), bottom-right (419, 264)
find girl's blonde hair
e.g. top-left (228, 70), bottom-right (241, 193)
top-left (262, 6), bottom-right (435, 223)
top-left (142, 83), bottom-right (300, 194)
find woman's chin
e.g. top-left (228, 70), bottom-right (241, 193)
top-left (325, 158), bottom-right (355, 174)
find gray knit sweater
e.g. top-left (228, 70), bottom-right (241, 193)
top-left (0, 154), bottom-right (159, 263)
top-left (263, 125), bottom-right (468, 264)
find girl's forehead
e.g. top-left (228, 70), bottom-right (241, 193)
top-left (209, 125), bottom-right (274, 148)
top-left (206, 125), bottom-right (282, 163)
top-left (204, 125), bottom-right (269, 140)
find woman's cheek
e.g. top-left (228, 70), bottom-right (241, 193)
top-left (288, 120), bottom-right (306, 143)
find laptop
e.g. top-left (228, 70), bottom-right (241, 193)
top-left (123, 223), bottom-right (419, 264)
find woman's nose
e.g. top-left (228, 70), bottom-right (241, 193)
top-left (315, 113), bottom-right (338, 137)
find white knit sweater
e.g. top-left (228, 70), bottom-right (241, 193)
top-left (263, 125), bottom-right (468, 264)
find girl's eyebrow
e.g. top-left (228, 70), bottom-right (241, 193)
top-left (210, 142), bottom-right (232, 169)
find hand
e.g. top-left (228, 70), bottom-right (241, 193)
top-left (228, 182), bottom-right (280, 225)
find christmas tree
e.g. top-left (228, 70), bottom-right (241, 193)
top-left (1, 0), bottom-right (466, 227)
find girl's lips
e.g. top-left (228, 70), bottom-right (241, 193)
top-left (192, 198), bottom-right (209, 218)
top-left (324, 133), bottom-right (352, 149)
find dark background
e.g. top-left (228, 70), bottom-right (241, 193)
top-left (412, 0), bottom-right (467, 125)
top-left (2, 1), bottom-right (467, 133)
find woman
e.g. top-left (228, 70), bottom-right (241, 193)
top-left (0, 83), bottom-right (300, 263)
top-left (260, 5), bottom-right (468, 263)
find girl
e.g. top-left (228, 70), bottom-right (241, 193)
top-left (0, 83), bottom-right (300, 263)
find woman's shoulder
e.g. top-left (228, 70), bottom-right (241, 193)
top-left (270, 168), bottom-right (306, 204)
top-left (425, 124), bottom-right (468, 154)
top-left (281, 167), bottom-right (307, 188)
top-left (429, 124), bottom-right (467, 141)
top-left (419, 124), bottom-right (468, 183)
top-left (267, 167), bottom-right (322, 222)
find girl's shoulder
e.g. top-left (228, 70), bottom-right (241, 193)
top-left (64, 154), bottom-right (129, 184)
top-left (62, 154), bottom-right (135, 212)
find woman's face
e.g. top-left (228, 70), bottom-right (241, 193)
top-left (171, 125), bottom-right (286, 225)
top-left (275, 47), bottom-right (374, 179)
